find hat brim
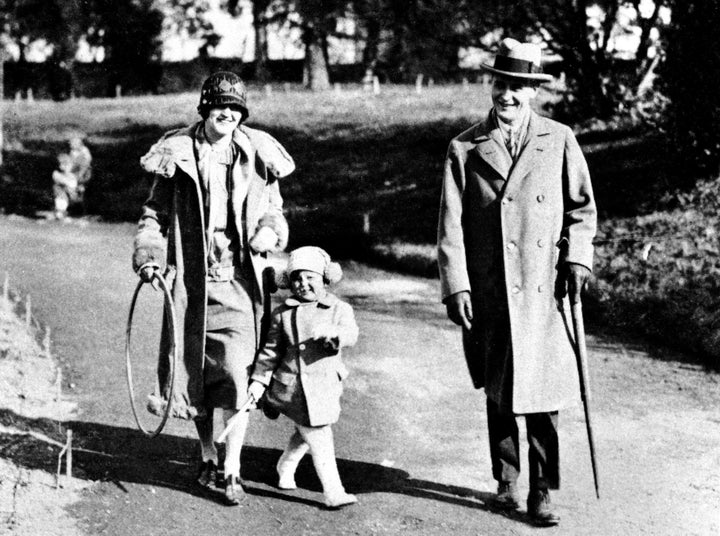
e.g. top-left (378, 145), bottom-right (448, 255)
top-left (198, 94), bottom-right (249, 119)
top-left (481, 63), bottom-right (554, 83)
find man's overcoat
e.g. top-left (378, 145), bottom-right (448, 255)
top-left (437, 111), bottom-right (596, 414)
top-left (133, 123), bottom-right (294, 419)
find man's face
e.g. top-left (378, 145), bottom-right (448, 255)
top-left (491, 77), bottom-right (538, 125)
top-left (204, 106), bottom-right (243, 141)
top-left (290, 270), bottom-right (327, 302)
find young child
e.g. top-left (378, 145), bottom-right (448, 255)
top-left (248, 246), bottom-right (359, 508)
top-left (52, 153), bottom-right (79, 219)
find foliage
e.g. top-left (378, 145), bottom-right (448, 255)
top-left (1, 86), bottom-right (717, 368)
top-left (660, 0), bottom-right (720, 178)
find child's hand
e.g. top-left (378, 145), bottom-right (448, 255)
top-left (312, 323), bottom-right (338, 342)
top-left (247, 381), bottom-right (266, 404)
top-left (312, 324), bottom-right (340, 351)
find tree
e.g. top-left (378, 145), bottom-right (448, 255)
top-left (661, 0), bottom-right (720, 177)
top-left (81, 0), bottom-right (164, 95)
top-left (457, 0), bottom-right (672, 121)
top-left (230, 0), bottom-right (274, 82)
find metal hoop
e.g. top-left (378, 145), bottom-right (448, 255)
top-left (125, 272), bottom-right (178, 438)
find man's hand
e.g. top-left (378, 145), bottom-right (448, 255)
top-left (445, 291), bottom-right (473, 331)
top-left (555, 263), bottom-right (591, 304)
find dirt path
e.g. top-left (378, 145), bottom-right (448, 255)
top-left (0, 215), bottom-right (718, 536)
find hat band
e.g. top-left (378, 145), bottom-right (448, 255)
top-left (494, 55), bottom-right (543, 74)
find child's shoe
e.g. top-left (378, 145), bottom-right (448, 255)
top-left (224, 475), bottom-right (246, 505)
top-left (324, 491), bottom-right (357, 509)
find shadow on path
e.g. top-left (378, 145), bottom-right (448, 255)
top-left (0, 409), bottom-right (531, 524)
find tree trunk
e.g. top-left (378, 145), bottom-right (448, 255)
top-left (361, 17), bottom-right (381, 81)
top-left (303, 27), bottom-right (330, 90)
top-left (252, 0), bottom-right (271, 82)
top-left (0, 54), bottom-right (4, 167)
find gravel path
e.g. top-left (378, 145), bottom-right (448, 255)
top-left (0, 215), bottom-right (718, 536)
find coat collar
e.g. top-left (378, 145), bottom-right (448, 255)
top-left (284, 293), bottom-right (338, 308)
top-left (470, 110), bottom-right (551, 183)
top-left (140, 122), bottom-right (256, 185)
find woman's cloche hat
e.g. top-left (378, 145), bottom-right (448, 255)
top-left (482, 38), bottom-right (554, 83)
top-left (277, 246), bottom-right (343, 288)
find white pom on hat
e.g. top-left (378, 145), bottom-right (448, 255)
top-left (282, 246), bottom-right (343, 286)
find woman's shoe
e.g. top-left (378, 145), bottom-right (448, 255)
top-left (196, 460), bottom-right (218, 489)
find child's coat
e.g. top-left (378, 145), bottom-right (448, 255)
top-left (251, 293), bottom-right (358, 426)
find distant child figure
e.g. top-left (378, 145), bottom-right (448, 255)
top-left (52, 135), bottom-right (92, 219)
top-left (248, 246), bottom-right (359, 508)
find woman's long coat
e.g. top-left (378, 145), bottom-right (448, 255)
top-left (437, 111), bottom-right (596, 414)
top-left (251, 294), bottom-right (359, 427)
top-left (133, 123), bottom-right (294, 419)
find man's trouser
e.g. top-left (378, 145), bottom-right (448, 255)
top-left (486, 398), bottom-right (560, 490)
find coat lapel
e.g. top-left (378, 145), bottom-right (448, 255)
top-left (472, 118), bottom-right (513, 180)
top-left (505, 112), bottom-right (551, 191)
top-left (233, 128), bottom-right (264, 233)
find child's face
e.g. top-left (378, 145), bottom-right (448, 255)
top-left (290, 270), bottom-right (326, 302)
top-left (58, 156), bottom-right (73, 172)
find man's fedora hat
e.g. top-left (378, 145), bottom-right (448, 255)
top-left (482, 38), bottom-right (554, 83)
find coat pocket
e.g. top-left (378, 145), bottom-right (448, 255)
top-left (267, 370), bottom-right (297, 409)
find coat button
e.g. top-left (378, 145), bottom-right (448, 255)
top-left (537, 194), bottom-right (545, 202)
top-left (538, 285), bottom-right (544, 293)
top-left (537, 239), bottom-right (544, 247)
top-left (506, 241), bottom-right (516, 251)
top-left (511, 286), bottom-right (521, 294)
top-left (299, 343), bottom-right (306, 350)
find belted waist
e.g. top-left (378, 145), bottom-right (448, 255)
top-left (207, 263), bottom-right (240, 282)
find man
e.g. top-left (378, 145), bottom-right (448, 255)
top-left (132, 71), bottom-right (294, 505)
top-left (437, 38), bottom-right (597, 526)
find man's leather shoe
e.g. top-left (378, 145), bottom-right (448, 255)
top-left (196, 460), bottom-right (217, 489)
top-left (491, 481), bottom-right (520, 510)
top-left (224, 475), bottom-right (246, 505)
top-left (527, 489), bottom-right (560, 526)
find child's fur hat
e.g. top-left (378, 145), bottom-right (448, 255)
top-left (277, 246), bottom-right (342, 288)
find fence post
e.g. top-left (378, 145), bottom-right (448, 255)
top-left (44, 326), bottom-right (52, 358)
top-left (372, 76), bottom-right (380, 95)
top-left (415, 74), bottom-right (424, 95)
top-left (66, 429), bottom-right (73, 478)
top-left (25, 294), bottom-right (31, 328)
top-left (115, 84), bottom-right (122, 98)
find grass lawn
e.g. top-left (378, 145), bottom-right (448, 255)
top-left (2, 85), bottom-right (717, 370)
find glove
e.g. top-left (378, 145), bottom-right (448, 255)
top-left (136, 262), bottom-right (160, 289)
top-left (445, 291), bottom-right (473, 331)
top-left (555, 262), bottom-right (591, 304)
top-left (249, 226), bottom-right (279, 253)
top-left (312, 323), bottom-right (340, 351)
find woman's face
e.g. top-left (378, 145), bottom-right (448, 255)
top-left (204, 106), bottom-right (242, 142)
